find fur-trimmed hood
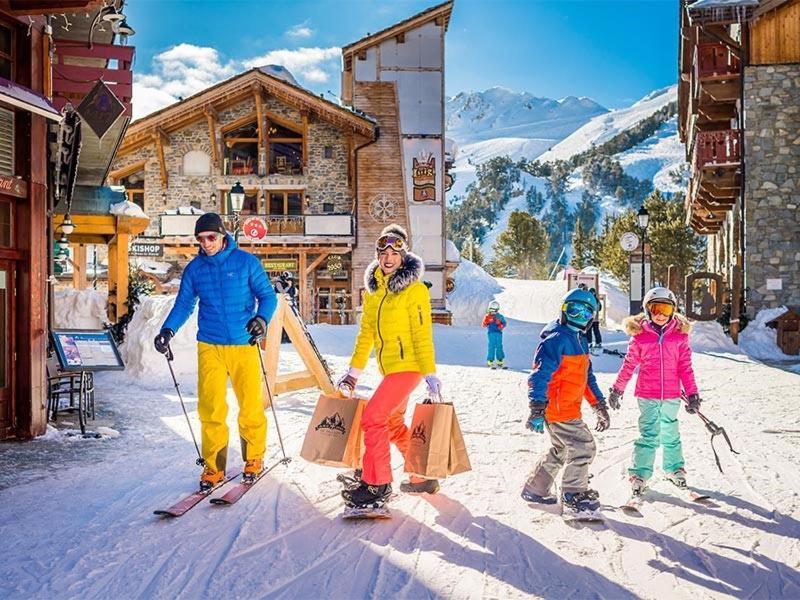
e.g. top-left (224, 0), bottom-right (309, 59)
top-left (364, 252), bottom-right (425, 294)
top-left (623, 312), bottom-right (692, 336)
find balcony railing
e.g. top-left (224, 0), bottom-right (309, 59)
top-left (694, 129), bottom-right (741, 170)
top-left (160, 213), bottom-right (353, 237)
top-left (694, 42), bottom-right (740, 82)
top-left (52, 41), bottom-right (134, 117)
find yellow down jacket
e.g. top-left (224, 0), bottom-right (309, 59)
top-left (350, 253), bottom-right (436, 376)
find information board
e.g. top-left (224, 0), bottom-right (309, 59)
top-left (51, 329), bottom-right (125, 372)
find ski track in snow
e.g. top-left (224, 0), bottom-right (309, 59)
top-left (2, 282), bottom-right (800, 598)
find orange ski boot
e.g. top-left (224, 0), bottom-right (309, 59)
top-left (199, 468), bottom-right (225, 492)
top-left (243, 458), bottom-right (264, 483)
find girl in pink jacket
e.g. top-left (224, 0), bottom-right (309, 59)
top-left (607, 287), bottom-right (701, 496)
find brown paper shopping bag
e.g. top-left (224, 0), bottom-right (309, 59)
top-left (300, 393), bottom-right (365, 468)
top-left (404, 402), bottom-right (454, 479)
top-left (447, 408), bottom-right (472, 476)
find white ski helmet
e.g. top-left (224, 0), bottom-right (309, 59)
top-left (487, 300), bottom-right (500, 313)
top-left (643, 286), bottom-right (677, 308)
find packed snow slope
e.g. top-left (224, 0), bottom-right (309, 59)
top-left (1, 286), bottom-right (799, 599)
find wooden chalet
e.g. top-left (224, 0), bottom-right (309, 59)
top-left (678, 0), bottom-right (800, 338)
top-left (110, 66), bottom-right (378, 324)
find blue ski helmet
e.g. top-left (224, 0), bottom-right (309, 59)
top-left (560, 288), bottom-right (598, 332)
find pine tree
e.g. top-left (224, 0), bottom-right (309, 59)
top-left (572, 218), bottom-right (588, 270)
top-left (488, 211), bottom-right (550, 279)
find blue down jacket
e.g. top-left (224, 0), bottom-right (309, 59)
top-left (162, 234), bottom-right (277, 345)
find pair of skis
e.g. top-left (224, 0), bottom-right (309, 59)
top-left (621, 480), bottom-right (711, 515)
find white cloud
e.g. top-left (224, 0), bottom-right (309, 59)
top-left (286, 22), bottom-right (314, 39)
top-left (133, 44), bottom-right (341, 120)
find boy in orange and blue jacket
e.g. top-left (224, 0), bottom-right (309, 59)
top-left (522, 288), bottom-right (610, 516)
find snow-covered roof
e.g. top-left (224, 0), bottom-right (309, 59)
top-left (109, 200), bottom-right (148, 219)
top-left (689, 0), bottom-right (758, 8)
top-left (257, 65), bottom-right (299, 87)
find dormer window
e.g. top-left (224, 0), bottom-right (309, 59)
top-left (223, 120), bottom-right (258, 176)
top-left (120, 169), bottom-right (145, 210)
top-left (268, 120), bottom-right (303, 175)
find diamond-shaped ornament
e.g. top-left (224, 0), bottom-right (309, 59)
top-left (76, 80), bottom-right (125, 139)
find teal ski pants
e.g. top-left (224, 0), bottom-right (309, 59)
top-left (487, 332), bottom-right (505, 362)
top-left (629, 398), bottom-right (685, 480)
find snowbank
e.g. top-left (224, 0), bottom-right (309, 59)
top-left (445, 239), bottom-right (461, 263)
top-left (109, 200), bottom-right (148, 219)
top-left (739, 307), bottom-right (799, 361)
top-left (120, 294), bottom-right (199, 384)
top-left (495, 278), bottom-right (567, 324)
top-left (447, 259), bottom-right (501, 325)
top-left (690, 320), bottom-right (741, 354)
top-left (53, 289), bottom-right (108, 328)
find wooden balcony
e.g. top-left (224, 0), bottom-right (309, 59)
top-left (52, 41), bottom-right (134, 117)
top-left (693, 42), bottom-right (740, 105)
top-left (694, 129), bottom-right (741, 171)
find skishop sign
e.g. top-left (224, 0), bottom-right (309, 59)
top-left (129, 238), bottom-right (163, 257)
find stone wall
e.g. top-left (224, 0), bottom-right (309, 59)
top-left (743, 64), bottom-right (800, 316)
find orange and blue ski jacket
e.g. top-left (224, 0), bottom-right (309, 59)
top-left (527, 320), bottom-right (604, 423)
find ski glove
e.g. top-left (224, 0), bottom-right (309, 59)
top-left (246, 316), bottom-right (268, 342)
top-left (337, 367), bottom-right (361, 395)
top-left (685, 393), bottom-right (702, 414)
top-left (593, 402), bottom-right (611, 432)
top-left (424, 375), bottom-right (442, 401)
top-left (153, 328), bottom-right (174, 354)
top-left (526, 402), bottom-right (546, 433)
top-left (608, 388), bottom-right (622, 410)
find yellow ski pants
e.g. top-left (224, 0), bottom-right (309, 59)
top-left (197, 342), bottom-right (266, 472)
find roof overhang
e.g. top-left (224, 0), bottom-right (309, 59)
top-left (0, 77), bottom-right (61, 121)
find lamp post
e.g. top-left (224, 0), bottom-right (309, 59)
top-left (229, 181), bottom-right (245, 236)
top-left (637, 205), bottom-right (650, 309)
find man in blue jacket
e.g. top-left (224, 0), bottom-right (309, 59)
top-left (153, 212), bottom-right (277, 490)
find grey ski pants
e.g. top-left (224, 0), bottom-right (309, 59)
top-left (523, 419), bottom-right (597, 496)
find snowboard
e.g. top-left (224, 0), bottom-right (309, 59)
top-left (562, 506), bottom-right (604, 523)
top-left (342, 506), bottom-right (392, 520)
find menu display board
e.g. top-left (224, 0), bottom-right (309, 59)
top-left (51, 329), bottom-right (125, 372)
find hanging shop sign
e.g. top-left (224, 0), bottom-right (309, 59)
top-left (326, 255), bottom-right (344, 276)
top-left (411, 152), bottom-right (436, 202)
top-left (129, 238), bottom-right (164, 257)
top-left (0, 174), bottom-right (27, 198)
top-left (76, 80), bottom-right (125, 139)
top-left (242, 216), bottom-right (268, 241)
top-left (262, 259), bottom-right (298, 272)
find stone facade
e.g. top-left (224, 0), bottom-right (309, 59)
top-left (743, 64), bottom-right (800, 316)
top-left (110, 95), bottom-right (353, 237)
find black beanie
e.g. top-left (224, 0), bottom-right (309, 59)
top-left (194, 212), bottom-right (226, 236)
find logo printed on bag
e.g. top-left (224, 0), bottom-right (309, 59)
top-left (411, 422), bottom-right (427, 444)
top-left (315, 412), bottom-right (346, 434)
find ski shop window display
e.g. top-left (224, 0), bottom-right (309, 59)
top-left (268, 121), bottom-right (303, 175)
top-left (223, 121), bottom-right (258, 176)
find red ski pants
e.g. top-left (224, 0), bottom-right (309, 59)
top-left (360, 371), bottom-right (423, 485)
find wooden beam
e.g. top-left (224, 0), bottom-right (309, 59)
top-left (262, 299), bottom-right (285, 398)
top-left (253, 84), bottom-right (265, 146)
top-left (305, 251), bottom-right (330, 276)
top-left (220, 111), bottom-right (258, 134)
top-left (71, 244), bottom-right (87, 290)
top-left (301, 111), bottom-right (309, 168)
top-left (153, 128), bottom-right (169, 188)
top-left (299, 250), bottom-right (308, 320)
top-left (108, 159), bottom-right (147, 184)
top-left (204, 105), bottom-right (219, 167)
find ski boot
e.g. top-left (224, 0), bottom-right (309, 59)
top-left (629, 474), bottom-right (647, 496)
top-left (342, 481), bottom-right (392, 508)
top-left (337, 468), bottom-right (363, 491)
top-left (400, 478), bottom-right (440, 494)
top-left (242, 458), bottom-right (264, 483)
top-left (497, 360), bottom-right (506, 369)
top-left (488, 361), bottom-right (497, 369)
top-left (199, 468), bottom-right (225, 492)
top-left (665, 467), bottom-right (687, 488)
top-left (521, 486), bottom-right (558, 505)
top-left (562, 490), bottom-right (600, 514)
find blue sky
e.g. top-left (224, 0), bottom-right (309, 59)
top-left (124, 0), bottom-right (678, 118)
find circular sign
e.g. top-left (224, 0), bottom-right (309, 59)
top-left (445, 277), bottom-right (455, 294)
top-left (242, 216), bottom-right (268, 241)
top-left (620, 231), bottom-right (640, 252)
top-left (368, 193), bottom-right (399, 223)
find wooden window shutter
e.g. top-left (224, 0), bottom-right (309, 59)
top-left (0, 108), bottom-right (13, 176)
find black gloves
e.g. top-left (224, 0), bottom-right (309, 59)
top-left (246, 316), bottom-right (267, 342)
top-left (526, 402), bottom-right (547, 433)
top-left (153, 328), bottom-right (174, 354)
top-left (594, 402), bottom-right (611, 432)
top-left (608, 388), bottom-right (622, 410)
top-left (685, 393), bottom-right (702, 414)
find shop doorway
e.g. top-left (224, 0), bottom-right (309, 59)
top-left (0, 260), bottom-right (14, 435)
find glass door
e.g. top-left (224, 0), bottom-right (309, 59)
top-left (0, 261), bottom-right (12, 431)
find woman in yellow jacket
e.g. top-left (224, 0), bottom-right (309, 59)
top-left (338, 224), bottom-right (441, 509)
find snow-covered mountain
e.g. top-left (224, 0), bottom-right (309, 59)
top-left (446, 88), bottom-right (608, 145)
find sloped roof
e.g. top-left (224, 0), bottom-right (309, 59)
top-left (342, 0), bottom-right (454, 56)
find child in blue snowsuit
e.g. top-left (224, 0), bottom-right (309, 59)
top-left (482, 301), bottom-right (507, 368)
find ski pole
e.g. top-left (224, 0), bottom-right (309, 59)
top-left (164, 346), bottom-right (205, 467)
top-left (250, 336), bottom-right (291, 466)
top-left (695, 408), bottom-right (740, 473)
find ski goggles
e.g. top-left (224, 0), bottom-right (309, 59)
top-left (196, 232), bottom-right (221, 243)
top-left (562, 300), bottom-right (594, 325)
top-left (646, 301), bottom-right (675, 317)
top-left (376, 234), bottom-right (407, 252)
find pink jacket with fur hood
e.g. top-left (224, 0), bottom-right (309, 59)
top-left (612, 313), bottom-right (698, 400)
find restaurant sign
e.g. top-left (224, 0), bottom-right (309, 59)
top-left (0, 175), bottom-right (27, 198)
top-left (262, 259), bottom-right (298, 272)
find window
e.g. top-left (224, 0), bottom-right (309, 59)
top-left (0, 200), bottom-right (10, 246)
top-left (268, 120), bottom-right (303, 175)
top-left (0, 108), bottom-right (12, 176)
top-left (183, 150), bottom-right (211, 176)
top-left (267, 191), bottom-right (303, 215)
top-left (324, 145), bottom-right (333, 159)
top-left (120, 169), bottom-right (145, 210)
top-left (221, 189), bottom-right (259, 214)
top-left (0, 24), bottom-right (13, 81)
top-left (322, 202), bottom-right (334, 213)
top-left (223, 120), bottom-right (258, 176)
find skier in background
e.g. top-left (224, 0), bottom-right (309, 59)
top-left (337, 224), bottom-right (442, 511)
top-left (607, 286), bottom-right (701, 497)
top-left (521, 288), bottom-right (610, 518)
top-left (586, 287), bottom-right (603, 350)
top-left (153, 212), bottom-right (277, 491)
top-left (482, 300), bottom-right (507, 369)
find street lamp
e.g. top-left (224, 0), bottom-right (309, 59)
top-left (637, 205), bottom-right (650, 308)
top-left (229, 181), bottom-right (246, 236)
